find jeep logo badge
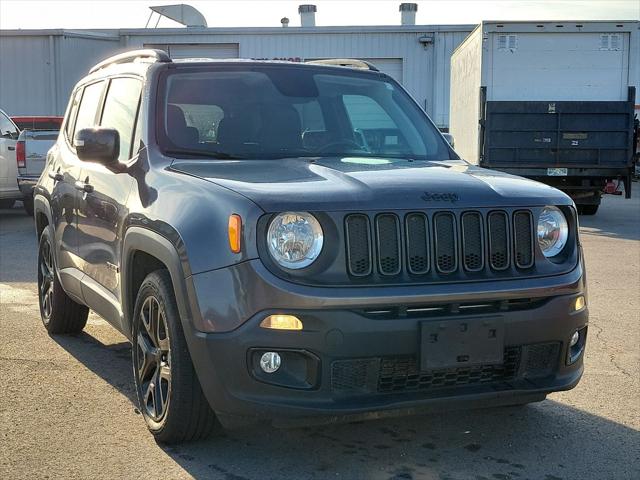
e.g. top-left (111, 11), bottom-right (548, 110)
top-left (421, 192), bottom-right (459, 203)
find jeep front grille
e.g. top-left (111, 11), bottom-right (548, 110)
top-left (344, 209), bottom-right (536, 279)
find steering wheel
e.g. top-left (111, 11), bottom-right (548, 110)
top-left (316, 139), bottom-right (363, 153)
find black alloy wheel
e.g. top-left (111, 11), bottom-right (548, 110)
top-left (132, 270), bottom-right (217, 443)
top-left (38, 236), bottom-right (55, 323)
top-left (136, 295), bottom-right (172, 422)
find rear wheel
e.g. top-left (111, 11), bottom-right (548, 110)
top-left (38, 227), bottom-right (88, 334)
top-left (132, 270), bottom-right (218, 443)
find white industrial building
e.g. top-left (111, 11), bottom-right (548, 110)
top-left (1, 4), bottom-right (638, 131)
top-left (0, 3), bottom-right (473, 129)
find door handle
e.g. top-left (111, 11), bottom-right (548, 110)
top-left (74, 180), bottom-right (94, 194)
top-left (7, 146), bottom-right (15, 151)
top-left (48, 171), bottom-right (64, 182)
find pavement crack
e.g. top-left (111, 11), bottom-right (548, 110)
top-left (589, 320), bottom-right (633, 379)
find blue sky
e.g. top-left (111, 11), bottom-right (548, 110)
top-left (1, 0), bottom-right (638, 29)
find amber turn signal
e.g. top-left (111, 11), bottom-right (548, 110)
top-left (574, 295), bottom-right (586, 311)
top-left (260, 315), bottom-right (303, 331)
top-left (228, 214), bottom-right (242, 253)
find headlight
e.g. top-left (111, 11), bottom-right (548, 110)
top-left (267, 212), bottom-right (324, 269)
top-left (537, 206), bottom-right (569, 257)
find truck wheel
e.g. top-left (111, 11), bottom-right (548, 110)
top-left (38, 227), bottom-right (89, 334)
top-left (23, 197), bottom-right (34, 216)
top-left (579, 205), bottom-right (599, 216)
top-left (0, 199), bottom-right (15, 209)
top-left (132, 270), bottom-right (218, 443)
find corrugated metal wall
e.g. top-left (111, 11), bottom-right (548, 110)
top-left (0, 26), bottom-right (473, 126)
top-left (0, 33), bottom-right (120, 116)
top-left (128, 28), bottom-right (471, 127)
top-left (0, 35), bottom-right (56, 115)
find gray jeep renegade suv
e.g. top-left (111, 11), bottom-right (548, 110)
top-left (33, 50), bottom-right (588, 443)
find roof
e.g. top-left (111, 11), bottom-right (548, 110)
top-left (0, 24), bottom-right (475, 38)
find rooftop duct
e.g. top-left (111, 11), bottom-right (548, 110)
top-left (399, 3), bottom-right (418, 26)
top-left (147, 4), bottom-right (207, 28)
top-left (298, 4), bottom-right (317, 27)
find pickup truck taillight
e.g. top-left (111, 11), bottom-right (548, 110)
top-left (16, 140), bottom-right (26, 168)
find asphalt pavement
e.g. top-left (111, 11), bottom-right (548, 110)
top-left (1, 192), bottom-right (638, 480)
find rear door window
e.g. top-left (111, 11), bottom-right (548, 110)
top-left (73, 81), bottom-right (105, 145)
top-left (99, 77), bottom-right (142, 161)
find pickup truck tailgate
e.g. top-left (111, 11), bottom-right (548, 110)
top-left (21, 131), bottom-right (57, 176)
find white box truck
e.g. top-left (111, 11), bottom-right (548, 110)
top-left (450, 21), bottom-right (639, 215)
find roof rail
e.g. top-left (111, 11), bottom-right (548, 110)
top-left (89, 49), bottom-right (171, 74)
top-left (305, 58), bottom-right (380, 72)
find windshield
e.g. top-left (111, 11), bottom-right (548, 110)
top-left (159, 64), bottom-right (453, 160)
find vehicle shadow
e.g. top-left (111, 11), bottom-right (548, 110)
top-left (578, 190), bottom-right (640, 242)
top-left (52, 331), bottom-right (639, 480)
top-left (52, 332), bottom-right (137, 405)
top-left (0, 204), bottom-right (37, 283)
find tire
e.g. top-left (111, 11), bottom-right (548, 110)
top-left (578, 204), bottom-right (599, 216)
top-left (23, 197), bottom-right (34, 216)
top-left (38, 227), bottom-right (89, 334)
top-left (132, 269), bottom-right (218, 443)
top-left (0, 199), bottom-right (16, 209)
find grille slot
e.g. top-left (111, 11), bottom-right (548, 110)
top-left (343, 209), bottom-right (536, 280)
top-left (434, 212), bottom-right (457, 273)
top-left (405, 213), bottom-right (430, 275)
top-left (461, 212), bottom-right (484, 271)
top-left (514, 211), bottom-right (534, 268)
top-left (345, 214), bottom-right (372, 276)
top-left (377, 347), bottom-right (521, 394)
top-left (376, 214), bottom-right (401, 275)
top-left (521, 342), bottom-right (560, 378)
top-left (488, 211), bottom-right (510, 270)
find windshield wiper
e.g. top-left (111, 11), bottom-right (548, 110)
top-left (164, 148), bottom-right (245, 160)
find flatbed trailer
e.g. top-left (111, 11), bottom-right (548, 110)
top-left (450, 21), bottom-right (639, 214)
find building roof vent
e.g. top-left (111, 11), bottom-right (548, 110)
top-left (147, 4), bottom-right (207, 28)
top-left (399, 3), bottom-right (418, 25)
top-left (298, 4), bottom-right (317, 27)
top-left (281, 17), bottom-right (290, 28)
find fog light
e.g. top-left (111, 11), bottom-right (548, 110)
top-left (260, 314), bottom-right (303, 331)
top-left (574, 295), bottom-right (586, 311)
top-left (570, 331), bottom-right (580, 347)
top-left (260, 352), bottom-right (281, 373)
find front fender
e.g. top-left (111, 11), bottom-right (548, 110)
top-left (121, 226), bottom-right (204, 339)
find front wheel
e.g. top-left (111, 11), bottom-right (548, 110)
top-left (578, 204), bottom-right (599, 216)
top-left (38, 227), bottom-right (88, 333)
top-left (23, 197), bottom-right (34, 216)
top-left (132, 270), bottom-right (218, 443)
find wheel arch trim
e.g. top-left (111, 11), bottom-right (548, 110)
top-left (122, 226), bottom-right (204, 340)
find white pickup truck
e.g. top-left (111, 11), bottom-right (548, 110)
top-left (17, 129), bottom-right (59, 215)
top-left (0, 109), bottom-right (21, 210)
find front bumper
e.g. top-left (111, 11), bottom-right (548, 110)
top-left (184, 259), bottom-right (588, 425)
top-left (17, 175), bottom-right (38, 196)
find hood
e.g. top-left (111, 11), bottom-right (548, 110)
top-left (170, 156), bottom-right (571, 212)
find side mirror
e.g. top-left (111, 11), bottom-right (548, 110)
top-left (442, 133), bottom-right (455, 148)
top-left (75, 127), bottom-right (119, 165)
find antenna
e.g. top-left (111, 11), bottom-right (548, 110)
top-left (147, 4), bottom-right (208, 28)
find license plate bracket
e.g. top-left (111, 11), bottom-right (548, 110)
top-left (420, 317), bottom-right (505, 371)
